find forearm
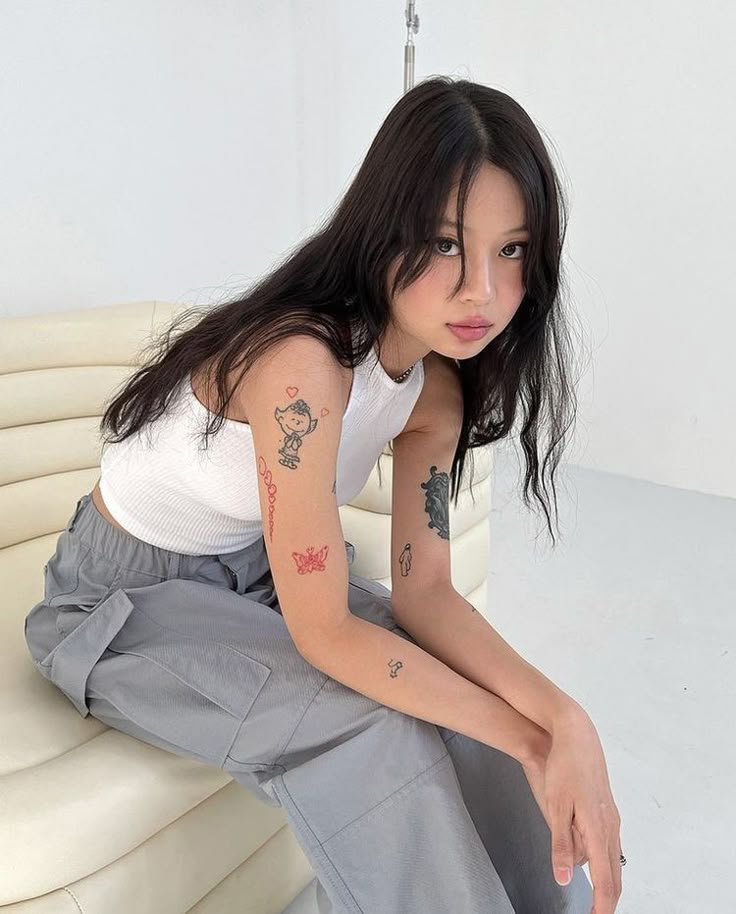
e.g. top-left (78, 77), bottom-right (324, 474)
top-left (392, 583), bottom-right (583, 736)
top-left (298, 614), bottom-right (550, 765)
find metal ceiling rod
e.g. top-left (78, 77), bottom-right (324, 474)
top-left (403, 1), bottom-right (420, 93)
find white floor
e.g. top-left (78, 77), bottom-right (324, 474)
top-left (282, 449), bottom-right (736, 913)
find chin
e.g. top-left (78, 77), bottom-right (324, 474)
top-left (444, 336), bottom-right (493, 356)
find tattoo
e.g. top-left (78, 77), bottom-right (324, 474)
top-left (291, 544), bottom-right (329, 573)
top-left (332, 478), bottom-right (336, 494)
top-left (420, 465), bottom-right (450, 539)
top-left (399, 542), bottom-right (412, 576)
top-left (275, 387), bottom-right (319, 470)
top-left (257, 455), bottom-right (278, 543)
top-left (388, 658), bottom-right (403, 678)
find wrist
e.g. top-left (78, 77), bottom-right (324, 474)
top-left (523, 699), bottom-right (590, 767)
top-left (520, 721), bottom-right (552, 769)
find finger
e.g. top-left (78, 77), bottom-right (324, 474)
top-left (572, 823), bottom-right (587, 865)
top-left (605, 816), bottom-right (623, 901)
top-left (548, 799), bottom-right (575, 886)
top-left (588, 837), bottom-right (619, 914)
top-left (610, 830), bottom-right (623, 898)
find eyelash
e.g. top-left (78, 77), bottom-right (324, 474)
top-left (434, 237), bottom-right (528, 259)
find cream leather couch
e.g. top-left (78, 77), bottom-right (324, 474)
top-left (0, 300), bottom-right (493, 914)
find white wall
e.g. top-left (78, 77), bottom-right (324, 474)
top-left (2, 0), bottom-right (733, 499)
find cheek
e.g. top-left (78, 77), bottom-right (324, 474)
top-left (395, 282), bottom-right (439, 329)
top-left (403, 271), bottom-right (442, 310)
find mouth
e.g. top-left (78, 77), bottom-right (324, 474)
top-left (447, 322), bottom-right (492, 329)
top-left (446, 323), bottom-right (492, 341)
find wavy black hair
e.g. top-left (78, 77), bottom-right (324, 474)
top-left (100, 75), bottom-right (580, 548)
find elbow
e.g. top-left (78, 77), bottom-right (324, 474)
top-left (291, 614), bottom-right (353, 667)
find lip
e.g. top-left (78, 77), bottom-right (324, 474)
top-left (449, 317), bottom-right (492, 328)
top-left (447, 323), bottom-right (492, 341)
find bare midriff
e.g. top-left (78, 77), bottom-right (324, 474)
top-left (91, 480), bottom-right (135, 536)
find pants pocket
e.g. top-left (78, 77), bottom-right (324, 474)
top-left (44, 536), bottom-right (93, 608)
top-left (84, 588), bottom-right (272, 767)
top-left (45, 586), bottom-right (138, 717)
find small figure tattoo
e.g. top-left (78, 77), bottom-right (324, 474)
top-left (291, 544), bottom-right (329, 574)
top-left (399, 543), bottom-right (412, 576)
top-left (275, 388), bottom-right (318, 469)
top-left (388, 658), bottom-right (403, 678)
top-left (257, 455), bottom-right (278, 543)
top-left (420, 465), bottom-right (450, 540)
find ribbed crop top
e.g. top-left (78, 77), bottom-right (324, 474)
top-left (98, 341), bottom-right (425, 555)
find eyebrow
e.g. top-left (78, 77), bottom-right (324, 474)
top-left (440, 218), bottom-right (529, 235)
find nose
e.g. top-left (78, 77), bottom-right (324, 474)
top-left (459, 253), bottom-right (495, 304)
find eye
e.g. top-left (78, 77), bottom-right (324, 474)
top-left (434, 237), bottom-right (460, 256)
top-left (434, 238), bottom-right (528, 259)
top-left (500, 242), bottom-right (528, 260)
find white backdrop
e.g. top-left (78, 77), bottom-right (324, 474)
top-left (1, 0), bottom-right (733, 500)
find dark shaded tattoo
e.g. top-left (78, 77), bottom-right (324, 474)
top-left (332, 478), bottom-right (336, 494)
top-left (291, 544), bottom-right (329, 573)
top-left (388, 658), bottom-right (403, 678)
top-left (275, 387), bottom-right (319, 469)
top-left (399, 542), bottom-right (412, 576)
top-left (257, 455), bottom-right (278, 543)
top-left (420, 465), bottom-right (450, 539)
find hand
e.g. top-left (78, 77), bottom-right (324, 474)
top-left (522, 708), bottom-right (623, 914)
top-left (521, 757), bottom-right (589, 867)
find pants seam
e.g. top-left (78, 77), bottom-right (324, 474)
top-left (321, 747), bottom-right (451, 846)
top-left (271, 675), bottom-right (331, 768)
top-left (276, 774), bottom-right (365, 914)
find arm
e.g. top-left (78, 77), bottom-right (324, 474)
top-left (241, 337), bottom-right (547, 766)
top-left (300, 612), bottom-right (550, 766)
top-left (389, 353), bottom-right (582, 737)
top-left (391, 582), bottom-right (582, 736)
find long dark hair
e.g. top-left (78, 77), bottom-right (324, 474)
top-left (100, 75), bottom-right (579, 547)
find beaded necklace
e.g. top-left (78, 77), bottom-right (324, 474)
top-left (390, 363), bottom-right (415, 383)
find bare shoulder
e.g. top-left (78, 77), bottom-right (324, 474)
top-left (401, 351), bottom-right (463, 438)
top-left (236, 333), bottom-right (353, 419)
top-left (244, 333), bottom-right (342, 377)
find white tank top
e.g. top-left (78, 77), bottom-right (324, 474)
top-left (98, 341), bottom-right (425, 555)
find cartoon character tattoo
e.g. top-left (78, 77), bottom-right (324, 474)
top-left (275, 394), bottom-right (318, 469)
top-left (291, 544), bottom-right (329, 574)
top-left (420, 465), bottom-right (449, 540)
top-left (399, 543), bottom-right (412, 576)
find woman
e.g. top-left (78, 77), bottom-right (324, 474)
top-left (24, 76), bottom-right (622, 913)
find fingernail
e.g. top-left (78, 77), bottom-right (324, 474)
top-left (555, 866), bottom-right (572, 885)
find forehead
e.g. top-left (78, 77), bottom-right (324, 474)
top-left (439, 216), bottom-right (528, 234)
top-left (442, 164), bottom-right (527, 228)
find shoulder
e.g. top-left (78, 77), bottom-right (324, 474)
top-left (401, 351), bottom-right (463, 438)
top-left (235, 333), bottom-right (352, 417)
top-left (247, 333), bottom-right (344, 377)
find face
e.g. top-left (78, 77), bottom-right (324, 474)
top-left (384, 161), bottom-right (528, 366)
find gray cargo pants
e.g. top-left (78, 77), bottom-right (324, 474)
top-left (24, 493), bottom-right (593, 913)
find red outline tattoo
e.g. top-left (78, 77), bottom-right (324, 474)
top-left (257, 455), bottom-right (277, 543)
top-left (291, 545), bottom-right (329, 573)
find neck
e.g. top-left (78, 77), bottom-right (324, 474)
top-left (374, 328), bottom-right (428, 381)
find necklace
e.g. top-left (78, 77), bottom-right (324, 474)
top-left (390, 363), bottom-right (415, 383)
